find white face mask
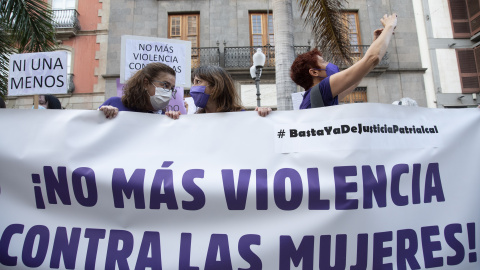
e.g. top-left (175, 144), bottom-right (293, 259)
top-left (149, 86), bottom-right (172, 111)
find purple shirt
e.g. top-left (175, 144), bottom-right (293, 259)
top-left (299, 76), bottom-right (338, 109)
top-left (100, 97), bottom-right (164, 114)
top-left (100, 97), bottom-right (133, 112)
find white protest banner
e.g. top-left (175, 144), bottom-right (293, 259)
top-left (121, 35), bottom-right (191, 87)
top-left (7, 51), bottom-right (68, 96)
top-left (0, 104), bottom-right (479, 269)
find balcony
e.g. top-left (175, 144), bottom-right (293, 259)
top-left (191, 47), bottom-right (221, 68)
top-left (52, 9), bottom-right (80, 39)
top-left (224, 46), bottom-right (274, 68)
top-left (192, 45), bottom-right (388, 74)
top-left (224, 45), bottom-right (311, 69)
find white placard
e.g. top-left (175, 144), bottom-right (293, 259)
top-left (8, 51), bottom-right (68, 96)
top-left (185, 97), bottom-right (197, 114)
top-left (291, 91), bottom-right (305, 110)
top-left (121, 35), bottom-right (191, 87)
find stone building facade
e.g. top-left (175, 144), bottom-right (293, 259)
top-left (5, 0), bottom-right (110, 110)
top-left (103, 0), bottom-right (429, 109)
top-left (414, 0), bottom-right (479, 108)
top-left (8, 0), bottom-right (479, 110)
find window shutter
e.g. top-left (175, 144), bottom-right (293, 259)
top-left (457, 49), bottom-right (480, 93)
top-left (467, 0), bottom-right (480, 35)
top-left (475, 46), bottom-right (480, 90)
top-left (340, 87), bottom-right (367, 104)
top-left (449, 0), bottom-right (471, 38)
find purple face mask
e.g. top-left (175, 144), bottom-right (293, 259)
top-left (315, 63), bottom-right (340, 78)
top-left (190, 85), bottom-right (210, 108)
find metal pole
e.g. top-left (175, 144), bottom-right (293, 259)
top-left (255, 66), bottom-right (262, 107)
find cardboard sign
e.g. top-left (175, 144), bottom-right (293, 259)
top-left (291, 92), bottom-right (305, 110)
top-left (8, 51), bottom-right (68, 96)
top-left (121, 35), bottom-right (191, 88)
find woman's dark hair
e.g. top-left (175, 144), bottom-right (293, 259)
top-left (192, 65), bottom-right (244, 113)
top-left (122, 62), bottom-right (176, 112)
top-left (0, 96), bottom-right (6, 108)
top-left (290, 48), bottom-right (323, 90)
top-left (44, 95), bottom-right (62, 109)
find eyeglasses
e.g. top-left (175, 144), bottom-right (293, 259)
top-left (152, 80), bottom-right (177, 98)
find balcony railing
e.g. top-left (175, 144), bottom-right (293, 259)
top-left (224, 46), bottom-right (266, 68)
top-left (190, 45), bottom-right (388, 70)
top-left (52, 9), bottom-right (80, 37)
top-left (191, 47), bottom-right (221, 68)
top-left (224, 45), bottom-right (311, 69)
top-left (294, 46), bottom-right (311, 58)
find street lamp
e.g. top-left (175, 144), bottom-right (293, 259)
top-left (250, 48), bottom-right (266, 107)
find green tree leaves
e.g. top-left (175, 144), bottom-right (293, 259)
top-left (0, 0), bottom-right (57, 97)
top-left (298, 0), bottom-right (352, 64)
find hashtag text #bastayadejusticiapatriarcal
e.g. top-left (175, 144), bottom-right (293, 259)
top-left (277, 124), bottom-right (439, 139)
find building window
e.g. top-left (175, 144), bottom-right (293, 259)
top-left (60, 50), bottom-right (72, 73)
top-left (467, 0), bottom-right (480, 36)
top-left (51, 0), bottom-right (79, 31)
top-left (168, 14), bottom-right (199, 47)
top-left (342, 11), bottom-right (362, 59)
top-left (340, 87), bottom-right (367, 104)
top-left (52, 0), bottom-right (75, 9)
top-left (250, 13), bottom-right (274, 47)
top-left (58, 50), bottom-right (75, 92)
top-left (168, 14), bottom-right (199, 67)
top-left (250, 12), bottom-right (274, 66)
top-left (447, 0), bottom-right (470, 38)
top-left (456, 48), bottom-right (479, 93)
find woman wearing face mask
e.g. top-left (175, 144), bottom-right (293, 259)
top-left (166, 65), bottom-right (271, 119)
top-left (290, 14), bottom-right (397, 109)
top-left (291, 49), bottom-right (348, 109)
top-left (100, 62), bottom-right (176, 118)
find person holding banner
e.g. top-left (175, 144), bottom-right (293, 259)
top-left (31, 95), bottom-right (62, 110)
top-left (42, 95), bottom-right (63, 109)
top-left (0, 97), bottom-right (5, 108)
top-left (291, 13), bottom-right (397, 109)
top-left (165, 65), bottom-right (271, 119)
top-left (99, 62), bottom-right (176, 118)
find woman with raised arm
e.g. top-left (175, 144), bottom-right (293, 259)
top-left (290, 13), bottom-right (397, 109)
top-left (99, 62), bottom-right (176, 118)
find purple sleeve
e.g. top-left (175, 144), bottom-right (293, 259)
top-left (99, 97), bottom-right (114, 108)
top-left (318, 77), bottom-right (338, 106)
top-left (99, 97), bottom-right (132, 111)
